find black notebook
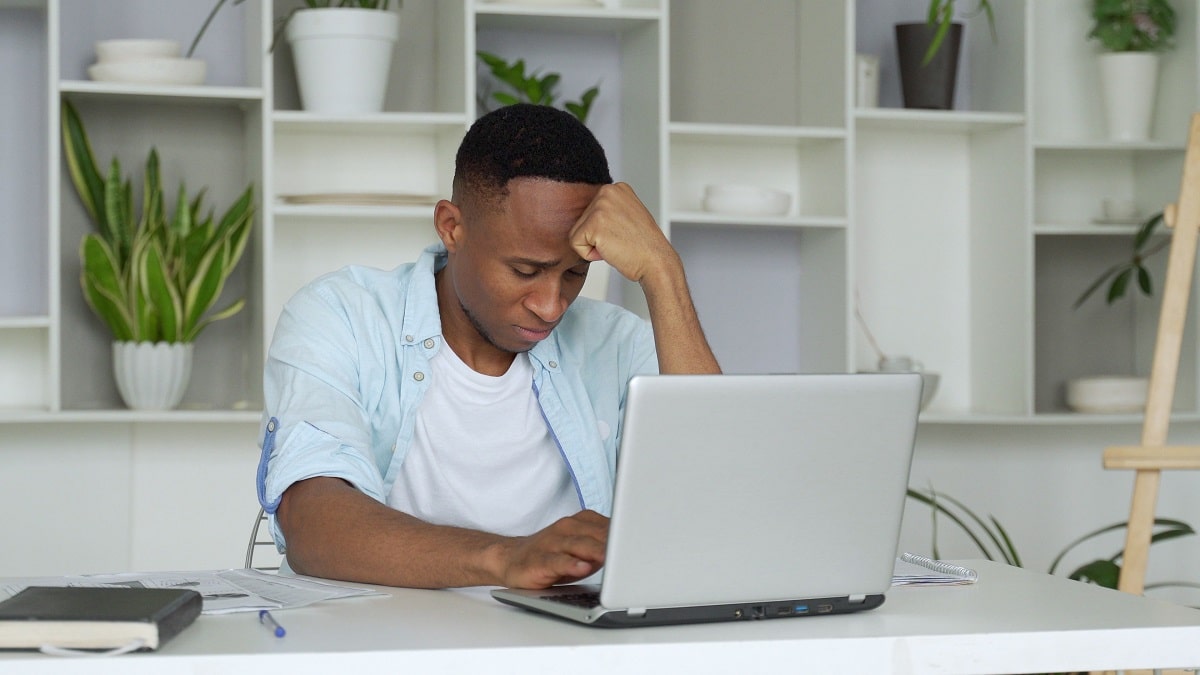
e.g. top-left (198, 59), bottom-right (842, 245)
top-left (0, 586), bottom-right (202, 652)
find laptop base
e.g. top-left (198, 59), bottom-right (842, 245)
top-left (492, 586), bottom-right (885, 628)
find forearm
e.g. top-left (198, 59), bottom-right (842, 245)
top-left (278, 476), bottom-right (509, 589)
top-left (641, 254), bottom-right (721, 375)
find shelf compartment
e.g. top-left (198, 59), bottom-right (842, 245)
top-left (266, 218), bottom-right (439, 345)
top-left (669, 133), bottom-right (846, 224)
top-left (0, 326), bottom-right (49, 410)
top-left (854, 122), bottom-right (1029, 416)
top-left (1034, 147), bottom-right (1184, 228)
top-left (671, 0), bottom-right (846, 128)
top-left (1033, 234), bottom-right (1196, 415)
top-left (58, 0), bottom-right (262, 88)
top-left (672, 224), bottom-right (847, 375)
top-left (272, 121), bottom-right (461, 200)
top-left (1, 2), bottom-right (48, 319)
top-left (272, 0), bottom-right (466, 115)
top-left (57, 98), bottom-right (263, 412)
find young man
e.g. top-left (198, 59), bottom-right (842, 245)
top-left (257, 104), bottom-right (720, 589)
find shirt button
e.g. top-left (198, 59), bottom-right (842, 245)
top-left (548, 361), bottom-right (558, 369)
top-left (423, 338), bottom-right (435, 349)
top-left (405, 335), bottom-right (414, 342)
top-left (413, 372), bottom-right (425, 382)
top-left (267, 419), bottom-right (276, 432)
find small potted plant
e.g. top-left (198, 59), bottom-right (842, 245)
top-left (895, 0), bottom-right (995, 110)
top-left (1088, 0), bottom-right (1177, 141)
top-left (61, 100), bottom-right (255, 410)
top-left (282, 1), bottom-right (401, 114)
top-left (476, 50), bottom-right (600, 124)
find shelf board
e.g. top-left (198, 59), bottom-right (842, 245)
top-left (59, 80), bottom-right (263, 106)
top-left (855, 108), bottom-right (1025, 134)
top-left (474, 4), bottom-right (660, 32)
top-left (273, 202), bottom-right (439, 220)
top-left (670, 122), bottom-right (845, 144)
top-left (671, 212), bottom-right (846, 229)
top-left (272, 110), bottom-right (469, 134)
top-left (920, 412), bottom-right (1200, 426)
top-left (1034, 222), bottom-right (1143, 236)
top-left (1034, 139), bottom-right (1186, 152)
top-left (0, 315), bottom-right (50, 329)
top-left (0, 409), bottom-right (263, 424)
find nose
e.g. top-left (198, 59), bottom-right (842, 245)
top-left (524, 277), bottom-right (569, 324)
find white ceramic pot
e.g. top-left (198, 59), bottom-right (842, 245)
top-left (1065, 376), bottom-right (1148, 414)
top-left (112, 341), bottom-right (194, 410)
top-left (286, 8), bottom-right (401, 114)
top-left (1098, 52), bottom-right (1160, 142)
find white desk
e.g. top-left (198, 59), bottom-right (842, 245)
top-left (3, 560), bottom-right (1199, 674)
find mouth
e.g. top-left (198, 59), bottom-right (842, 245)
top-left (514, 325), bottom-right (554, 342)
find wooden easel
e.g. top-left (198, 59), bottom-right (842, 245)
top-left (1103, 112), bottom-right (1200, 598)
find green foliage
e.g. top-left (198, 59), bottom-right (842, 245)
top-left (921, 0), bottom-right (996, 66)
top-left (907, 486), bottom-right (1200, 593)
top-left (477, 51), bottom-right (600, 125)
top-left (1088, 0), bottom-right (1177, 52)
top-left (1073, 212), bottom-right (1167, 308)
top-left (61, 99), bottom-right (255, 344)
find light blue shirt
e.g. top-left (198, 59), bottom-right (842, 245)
top-left (256, 243), bottom-right (658, 549)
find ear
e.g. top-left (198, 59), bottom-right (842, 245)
top-left (434, 200), bottom-right (465, 252)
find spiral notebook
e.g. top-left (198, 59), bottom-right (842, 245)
top-left (891, 553), bottom-right (978, 586)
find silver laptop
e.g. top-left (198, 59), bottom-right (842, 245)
top-left (492, 373), bottom-right (923, 627)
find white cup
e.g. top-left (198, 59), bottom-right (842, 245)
top-left (856, 54), bottom-right (880, 108)
top-left (879, 355), bottom-right (923, 373)
top-left (1102, 198), bottom-right (1139, 221)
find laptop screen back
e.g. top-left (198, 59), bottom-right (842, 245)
top-left (599, 373), bottom-right (922, 610)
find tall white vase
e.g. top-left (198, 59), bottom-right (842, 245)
top-left (1098, 52), bottom-right (1160, 142)
top-left (112, 341), bottom-right (194, 410)
top-left (286, 8), bottom-right (401, 115)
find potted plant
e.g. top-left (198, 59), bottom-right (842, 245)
top-left (895, 0), bottom-right (995, 110)
top-left (1088, 0), bottom-right (1177, 141)
top-left (278, 1), bottom-right (401, 115)
top-left (476, 50), bottom-right (600, 124)
top-left (61, 100), bottom-right (255, 410)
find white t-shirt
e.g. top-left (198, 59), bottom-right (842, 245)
top-left (387, 348), bottom-right (580, 537)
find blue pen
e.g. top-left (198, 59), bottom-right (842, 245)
top-left (258, 609), bottom-right (286, 637)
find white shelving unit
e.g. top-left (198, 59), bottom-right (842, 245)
top-left (0, 0), bottom-right (1197, 423)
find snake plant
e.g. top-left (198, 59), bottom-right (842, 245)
top-left (61, 99), bottom-right (255, 344)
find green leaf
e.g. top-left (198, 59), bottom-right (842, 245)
top-left (80, 235), bottom-right (135, 340)
top-left (1067, 559), bottom-right (1121, 588)
top-left (61, 100), bottom-right (107, 229)
top-left (1133, 212), bottom-right (1164, 251)
top-left (1137, 265), bottom-right (1153, 296)
top-left (182, 239), bottom-right (232, 340)
top-left (1107, 267), bottom-right (1133, 303)
top-left (140, 241), bottom-right (183, 343)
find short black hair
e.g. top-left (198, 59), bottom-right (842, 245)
top-left (453, 103), bottom-right (612, 209)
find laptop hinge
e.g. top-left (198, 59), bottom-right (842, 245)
top-left (848, 594), bottom-right (867, 604)
top-left (626, 607), bottom-right (647, 617)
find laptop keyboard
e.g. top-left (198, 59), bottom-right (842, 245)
top-left (541, 591), bottom-right (601, 609)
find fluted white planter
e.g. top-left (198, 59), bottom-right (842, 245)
top-left (1098, 52), bottom-right (1160, 142)
top-left (286, 8), bottom-right (401, 115)
top-left (112, 341), bottom-right (193, 410)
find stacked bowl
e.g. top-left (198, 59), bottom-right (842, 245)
top-left (88, 39), bottom-right (206, 86)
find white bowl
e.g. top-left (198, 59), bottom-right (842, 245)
top-left (1066, 376), bottom-right (1148, 414)
top-left (88, 58), bottom-right (206, 86)
top-left (95, 39), bottom-right (181, 63)
top-left (702, 184), bottom-right (792, 217)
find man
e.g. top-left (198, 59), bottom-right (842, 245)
top-left (257, 103), bottom-right (720, 590)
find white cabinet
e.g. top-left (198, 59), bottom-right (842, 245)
top-left (1, 0), bottom-right (1199, 423)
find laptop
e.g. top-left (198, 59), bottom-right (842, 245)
top-left (491, 372), bottom-right (923, 627)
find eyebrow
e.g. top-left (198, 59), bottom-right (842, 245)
top-left (505, 256), bottom-right (589, 270)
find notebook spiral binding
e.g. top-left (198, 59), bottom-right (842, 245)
top-left (900, 552), bottom-right (979, 581)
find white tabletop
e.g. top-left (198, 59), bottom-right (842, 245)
top-left (3, 560), bottom-right (1200, 674)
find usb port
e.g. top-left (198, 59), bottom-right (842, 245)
top-left (816, 604), bottom-right (834, 614)
top-left (793, 604), bottom-right (809, 614)
top-left (776, 606), bottom-right (792, 616)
